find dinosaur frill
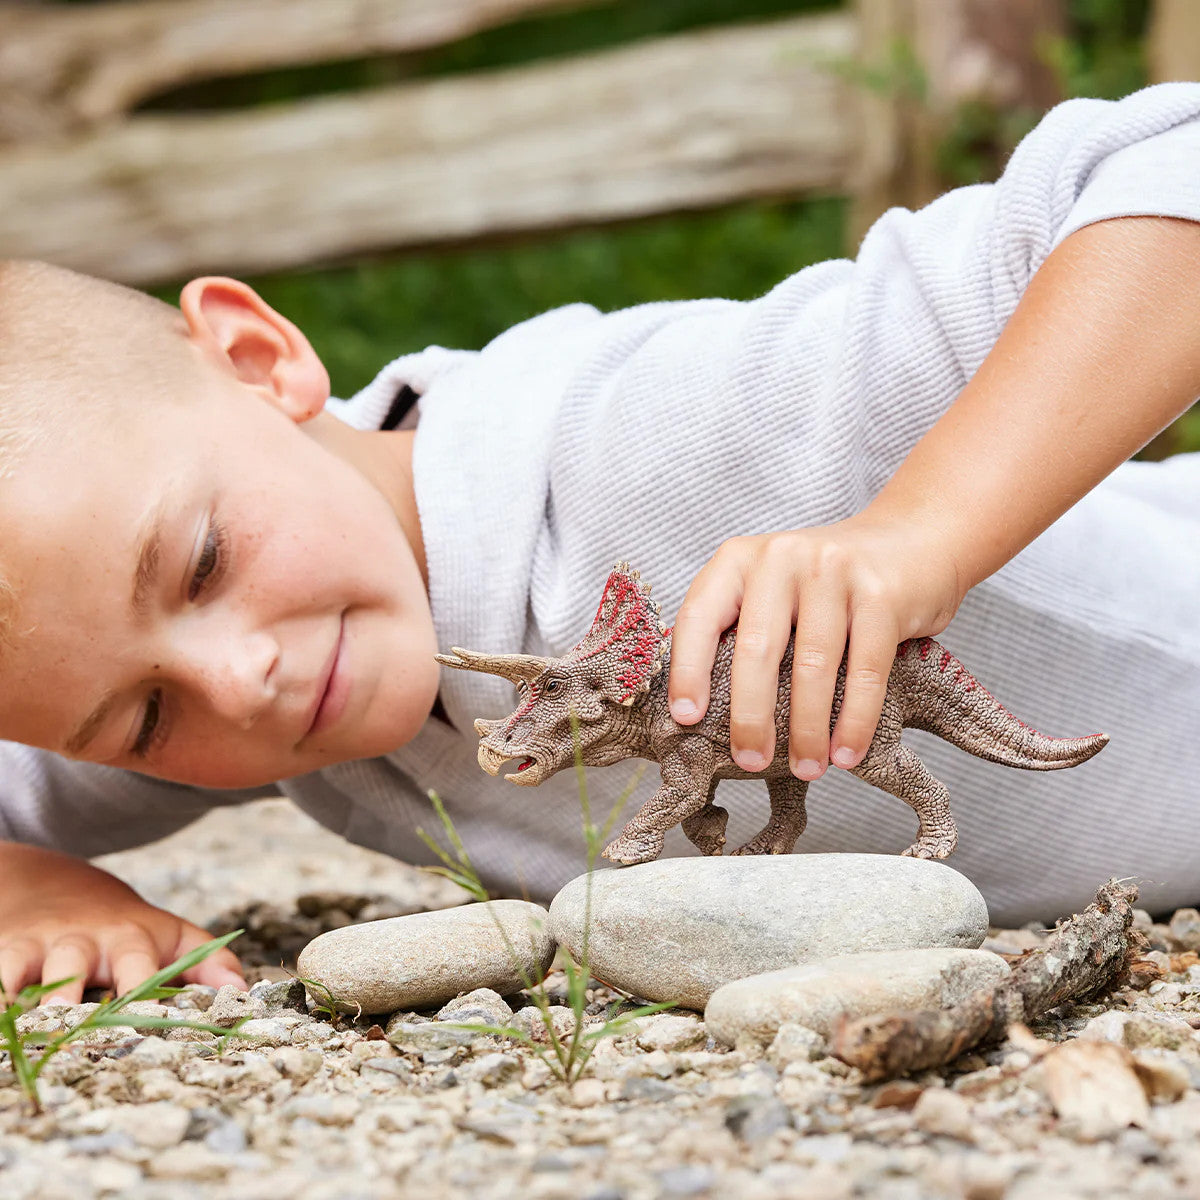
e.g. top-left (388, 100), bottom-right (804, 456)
top-left (561, 561), bottom-right (668, 706)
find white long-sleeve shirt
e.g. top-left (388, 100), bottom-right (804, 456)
top-left (5, 83), bottom-right (1200, 925)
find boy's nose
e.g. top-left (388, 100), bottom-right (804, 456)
top-left (176, 629), bottom-right (280, 729)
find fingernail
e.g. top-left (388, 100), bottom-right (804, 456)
top-left (832, 747), bottom-right (858, 768)
top-left (737, 750), bottom-right (767, 771)
top-left (791, 758), bottom-right (823, 780)
top-left (671, 700), bottom-right (699, 721)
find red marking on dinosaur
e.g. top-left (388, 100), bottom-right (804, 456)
top-left (939, 649), bottom-right (952, 673)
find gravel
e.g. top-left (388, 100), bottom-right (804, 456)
top-left (1, 796), bottom-right (1196, 1200)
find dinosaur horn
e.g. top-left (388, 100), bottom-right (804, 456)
top-left (434, 647), bottom-right (552, 685)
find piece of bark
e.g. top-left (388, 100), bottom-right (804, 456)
top-left (833, 879), bottom-right (1143, 1081)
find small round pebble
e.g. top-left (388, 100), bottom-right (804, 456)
top-left (296, 900), bottom-right (555, 1014)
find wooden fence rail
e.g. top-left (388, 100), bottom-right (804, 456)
top-left (0, 0), bottom-right (1092, 285)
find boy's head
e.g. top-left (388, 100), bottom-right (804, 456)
top-left (0, 260), bottom-right (438, 788)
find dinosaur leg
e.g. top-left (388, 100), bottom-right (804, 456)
top-left (680, 782), bottom-right (728, 856)
top-left (603, 739), bottom-right (717, 865)
top-left (855, 744), bottom-right (958, 860)
top-left (732, 774), bottom-right (808, 856)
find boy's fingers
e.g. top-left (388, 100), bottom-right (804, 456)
top-left (107, 936), bottom-right (161, 998)
top-left (40, 935), bottom-right (99, 1006)
top-left (0, 938), bottom-right (40, 1000)
top-left (175, 924), bottom-right (247, 991)
top-left (831, 605), bottom-right (899, 768)
top-left (788, 575), bottom-right (847, 780)
top-left (728, 568), bottom-right (796, 770)
top-left (668, 555), bottom-right (746, 723)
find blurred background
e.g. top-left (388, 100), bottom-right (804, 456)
top-left (1, 0), bottom-right (1197, 452)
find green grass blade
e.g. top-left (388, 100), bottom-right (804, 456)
top-left (96, 931), bottom-right (243, 1016)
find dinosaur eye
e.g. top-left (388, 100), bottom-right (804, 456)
top-left (542, 679), bottom-right (563, 697)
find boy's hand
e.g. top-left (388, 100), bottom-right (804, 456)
top-left (667, 518), bottom-right (962, 781)
top-left (0, 842), bottom-right (246, 1006)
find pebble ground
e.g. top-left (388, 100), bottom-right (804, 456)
top-left (3, 798), bottom-right (1200, 1200)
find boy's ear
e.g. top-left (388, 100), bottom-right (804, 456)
top-left (178, 277), bottom-right (329, 422)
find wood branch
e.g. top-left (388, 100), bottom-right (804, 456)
top-left (848, 0), bottom-right (1066, 246)
top-left (0, 13), bottom-right (858, 285)
top-left (1148, 0), bottom-right (1200, 84)
top-left (0, 0), bottom-right (604, 140)
top-left (833, 879), bottom-right (1144, 1082)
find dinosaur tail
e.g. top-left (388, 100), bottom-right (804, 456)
top-left (895, 638), bottom-right (1109, 770)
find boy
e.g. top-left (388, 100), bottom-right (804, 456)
top-left (2, 83), bottom-right (1200, 1004)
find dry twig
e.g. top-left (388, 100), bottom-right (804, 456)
top-left (832, 878), bottom-right (1148, 1081)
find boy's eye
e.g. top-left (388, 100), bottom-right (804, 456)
top-left (131, 689), bottom-right (165, 759)
top-left (188, 521), bottom-right (228, 601)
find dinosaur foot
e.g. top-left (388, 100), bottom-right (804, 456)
top-left (681, 806), bottom-right (729, 857)
top-left (731, 830), bottom-right (800, 857)
top-left (900, 834), bottom-right (957, 860)
top-left (602, 831), bottom-right (666, 865)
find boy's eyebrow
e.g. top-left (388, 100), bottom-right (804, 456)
top-left (132, 499), bottom-right (170, 619)
top-left (64, 690), bottom-right (118, 757)
top-left (64, 500), bottom-right (171, 757)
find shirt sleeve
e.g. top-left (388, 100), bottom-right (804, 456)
top-left (1053, 107), bottom-right (1200, 248)
top-left (0, 740), bottom-right (272, 859)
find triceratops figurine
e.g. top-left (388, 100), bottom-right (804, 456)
top-left (435, 562), bottom-right (1107, 865)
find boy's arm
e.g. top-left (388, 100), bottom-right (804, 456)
top-left (667, 214), bottom-right (1200, 778)
top-left (0, 744), bottom-right (266, 1001)
top-left (0, 840), bottom-right (246, 1004)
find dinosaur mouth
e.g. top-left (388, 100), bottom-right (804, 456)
top-left (476, 743), bottom-right (543, 785)
top-left (504, 753), bottom-right (542, 785)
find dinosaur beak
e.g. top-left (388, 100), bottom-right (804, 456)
top-left (475, 742), bottom-right (544, 786)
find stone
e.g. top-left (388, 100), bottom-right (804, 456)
top-left (232, 1018), bottom-right (292, 1047)
top-left (270, 1047), bottom-right (323, 1081)
top-left (724, 1093), bottom-right (795, 1141)
top-left (634, 1014), bottom-right (708, 1053)
top-left (1079, 1010), bottom-right (1196, 1053)
top-left (1170, 908), bottom-right (1200, 952)
top-left (205, 986), bottom-right (260, 1028)
top-left (172, 985), bottom-right (217, 1012)
top-left (296, 900), bottom-right (556, 1014)
top-left (459, 1052), bottom-right (523, 1087)
top-left (436, 988), bottom-right (513, 1028)
top-left (385, 1019), bottom-right (486, 1051)
top-left (549, 855), bottom-right (989, 1008)
top-left (705, 948), bottom-right (1010, 1046)
top-left (248, 978), bottom-right (309, 1016)
top-left (510, 1004), bottom-right (577, 1045)
top-left (767, 1022), bottom-right (828, 1067)
top-left (912, 1087), bottom-right (977, 1142)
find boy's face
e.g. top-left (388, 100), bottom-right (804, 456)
top-left (0, 284), bottom-right (439, 788)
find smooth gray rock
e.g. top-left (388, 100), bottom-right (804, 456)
top-left (297, 900), bottom-right (555, 1014)
top-left (549, 854), bottom-right (989, 1009)
top-left (435, 988), bottom-right (513, 1027)
top-left (705, 947), bottom-right (1011, 1046)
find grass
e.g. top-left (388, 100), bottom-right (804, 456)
top-left (0, 931), bottom-right (248, 1114)
top-left (415, 715), bottom-right (675, 1086)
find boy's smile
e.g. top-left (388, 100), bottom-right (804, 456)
top-left (0, 278), bottom-right (439, 787)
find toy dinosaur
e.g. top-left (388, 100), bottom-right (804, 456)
top-left (435, 562), bottom-right (1107, 865)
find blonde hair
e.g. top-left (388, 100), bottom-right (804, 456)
top-left (0, 259), bottom-right (191, 645)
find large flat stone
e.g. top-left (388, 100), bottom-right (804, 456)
top-left (548, 854), bottom-right (989, 1009)
top-left (705, 947), bottom-right (1011, 1046)
top-left (296, 900), bottom-right (555, 1015)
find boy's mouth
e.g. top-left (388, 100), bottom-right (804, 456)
top-left (305, 615), bottom-right (348, 738)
